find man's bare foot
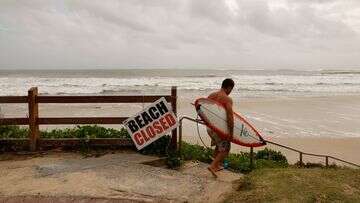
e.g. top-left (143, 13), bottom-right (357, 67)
top-left (207, 167), bottom-right (218, 178)
top-left (215, 166), bottom-right (224, 172)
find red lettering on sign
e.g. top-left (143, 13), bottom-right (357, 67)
top-left (146, 126), bottom-right (156, 138)
top-left (153, 120), bottom-right (163, 134)
top-left (165, 113), bottom-right (176, 127)
top-left (134, 132), bottom-right (144, 146)
top-left (141, 130), bottom-right (150, 142)
top-left (159, 117), bottom-right (169, 130)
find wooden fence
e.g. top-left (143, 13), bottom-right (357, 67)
top-left (0, 87), bottom-right (177, 151)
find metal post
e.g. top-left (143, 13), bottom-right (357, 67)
top-left (325, 156), bottom-right (329, 167)
top-left (250, 147), bottom-right (254, 169)
top-left (28, 87), bottom-right (39, 151)
top-left (178, 118), bottom-right (182, 155)
top-left (170, 86), bottom-right (177, 151)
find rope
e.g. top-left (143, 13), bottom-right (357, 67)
top-left (196, 114), bottom-right (211, 149)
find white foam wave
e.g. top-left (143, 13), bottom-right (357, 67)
top-left (0, 73), bottom-right (360, 96)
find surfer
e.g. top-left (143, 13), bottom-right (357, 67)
top-left (207, 78), bottom-right (234, 178)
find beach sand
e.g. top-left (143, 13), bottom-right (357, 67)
top-left (1, 93), bottom-right (360, 165)
top-left (0, 151), bottom-right (242, 202)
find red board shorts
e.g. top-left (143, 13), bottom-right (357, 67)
top-left (207, 128), bottom-right (231, 152)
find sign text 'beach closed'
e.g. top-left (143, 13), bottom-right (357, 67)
top-left (124, 97), bottom-right (178, 150)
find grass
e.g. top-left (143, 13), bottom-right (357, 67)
top-left (0, 125), bottom-right (29, 138)
top-left (0, 125), bottom-right (130, 139)
top-left (2, 125), bottom-right (360, 201)
top-left (180, 142), bottom-right (288, 173)
top-left (225, 167), bottom-right (360, 203)
top-left (0, 125), bottom-right (289, 171)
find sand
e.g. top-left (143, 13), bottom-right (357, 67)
top-left (0, 151), bottom-right (242, 202)
top-left (1, 94), bottom-right (360, 165)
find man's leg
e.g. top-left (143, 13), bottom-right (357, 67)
top-left (212, 146), bottom-right (225, 171)
top-left (218, 141), bottom-right (230, 168)
top-left (213, 146), bottom-right (219, 159)
top-left (208, 141), bottom-right (230, 177)
top-left (208, 151), bottom-right (228, 177)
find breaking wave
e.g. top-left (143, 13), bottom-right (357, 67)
top-left (1, 70), bottom-right (360, 96)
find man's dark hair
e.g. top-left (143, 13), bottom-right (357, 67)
top-left (221, 78), bottom-right (235, 89)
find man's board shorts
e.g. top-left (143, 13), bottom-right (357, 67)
top-left (206, 128), bottom-right (231, 152)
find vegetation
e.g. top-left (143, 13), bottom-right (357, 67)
top-left (180, 142), bottom-right (288, 173)
top-left (0, 125), bottom-right (28, 138)
top-left (41, 125), bottom-right (130, 139)
top-left (0, 125), bottom-right (290, 171)
top-left (225, 168), bottom-right (360, 202)
top-left (2, 125), bottom-right (359, 201)
top-left (0, 125), bottom-right (130, 139)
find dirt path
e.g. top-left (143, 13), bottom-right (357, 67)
top-left (0, 152), bottom-right (242, 202)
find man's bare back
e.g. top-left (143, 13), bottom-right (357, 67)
top-left (208, 90), bottom-right (233, 108)
top-left (208, 89), bottom-right (234, 139)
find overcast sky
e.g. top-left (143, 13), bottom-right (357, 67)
top-left (0, 0), bottom-right (359, 69)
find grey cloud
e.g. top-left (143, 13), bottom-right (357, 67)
top-left (67, 1), bottom-right (154, 33)
top-left (0, 0), bottom-right (359, 69)
top-left (188, 0), bottom-right (233, 24)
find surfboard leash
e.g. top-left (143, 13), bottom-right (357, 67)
top-left (195, 114), bottom-right (212, 150)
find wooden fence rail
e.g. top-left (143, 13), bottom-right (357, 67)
top-left (0, 87), bottom-right (178, 151)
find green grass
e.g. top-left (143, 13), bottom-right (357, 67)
top-left (180, 142), bottom-right (288, 173)
top-left (0, 125), bottom-right (131, 139)
top-left (225, 168), bottom-right (360, 203)
top-left (0, 125), bottom-right (290, 171)
top-left (3, 125), bottom-right (359, 201)
top-left (0, 125), bottom-right (28, 138)
top-left (41, 125), bottom-right (130, 139)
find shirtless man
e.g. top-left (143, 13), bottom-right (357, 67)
top-left (207, 78), bottom-right (234, 178)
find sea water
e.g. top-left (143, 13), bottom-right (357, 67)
top-left (1, 69), bottom-right (360, 139)
top-left (0, 69), bottom-right (360, 97)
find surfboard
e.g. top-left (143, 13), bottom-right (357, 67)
top-left (194, 98), bottom-right (266, 147)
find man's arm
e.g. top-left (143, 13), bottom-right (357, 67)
top-left (224, 98), bottom-right (234, 141)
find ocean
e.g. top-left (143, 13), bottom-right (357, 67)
top-left (1, 69), bottom-right (360, 140)
top-left (1, 69), bottom-right (360, 97)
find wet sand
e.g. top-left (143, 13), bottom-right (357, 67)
top-left (1, 94), bottom-right (360, 164)
top-left (176, 94), bottom-right (360, 165)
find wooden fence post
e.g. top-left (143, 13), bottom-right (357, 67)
top-left (299, 152), bottom-right (303, 166)
top-left (171, 86), bottom-right (177, 151)
top-left (325, 156), bottom-right (329, 167)
top-left (28, 87), bottom-right (39, 151)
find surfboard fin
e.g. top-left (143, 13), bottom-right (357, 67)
top-left (259, 136), bottom-right (267, 145)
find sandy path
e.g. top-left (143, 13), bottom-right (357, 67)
top-left (0, 152), bottom-right (242, 203)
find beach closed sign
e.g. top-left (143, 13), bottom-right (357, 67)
top-left (123, 97), bottom-right (178, 150)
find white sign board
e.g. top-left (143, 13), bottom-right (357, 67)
top-left (123, 97), bottom-right (178, 150)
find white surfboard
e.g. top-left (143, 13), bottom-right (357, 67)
top-left (195, 98), bottom-right (266, 147)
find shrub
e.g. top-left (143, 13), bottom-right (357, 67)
top-left (180, 142), bottom-right (289, 173)
top-left (40, 125), bottom-right (131, 139)
top-left (0, 125), bottom-right (28, 138)
top-left (180, 142), bottom-right (213, 163)
top-left (139, 135), bottom-right (172, 156)
top-left (166, 150), bottom-right (183, 169)
top-left (0, 125), bottom-right (291, 172)
top-left (256, 147), bottom-right (288, 164)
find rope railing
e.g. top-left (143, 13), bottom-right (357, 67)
top-left (178, 116), bottom-right (360, 168)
